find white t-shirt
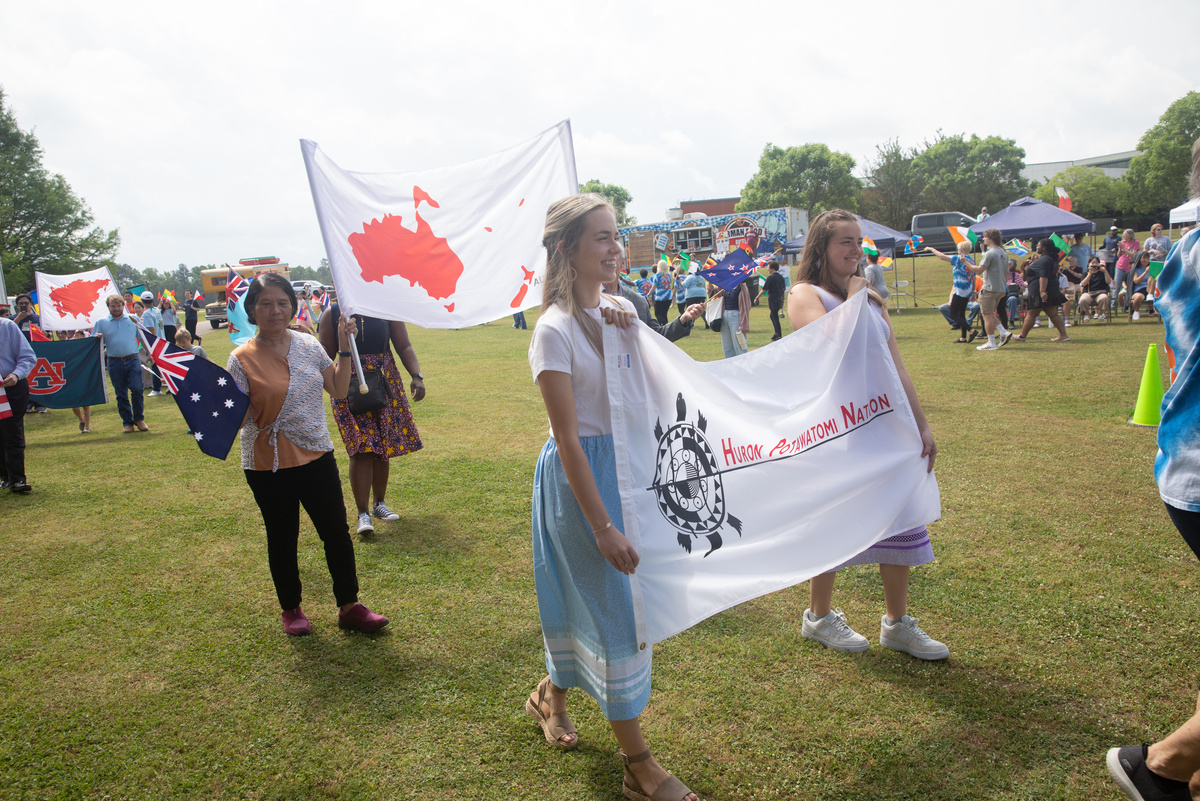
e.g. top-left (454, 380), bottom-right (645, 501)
top-left (528, 296), bottom-right (635, 438)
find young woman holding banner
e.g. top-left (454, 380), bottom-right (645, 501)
top-left (527, 194), bottom-right (699, 801)
top-left (787, 209), bottom-right (948, 661)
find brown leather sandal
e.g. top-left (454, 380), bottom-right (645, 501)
top-left (525, 676), bottom-right (577, 750)
top-left (621, 750), bottom-right (696, 801)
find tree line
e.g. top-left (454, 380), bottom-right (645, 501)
top-left (735, 91), bottom-right (1200, 233)
top-left (109, 260), bottom-right (332, 300)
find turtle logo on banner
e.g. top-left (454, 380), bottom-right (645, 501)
top-left (649, 393), bottom-right (743, 557)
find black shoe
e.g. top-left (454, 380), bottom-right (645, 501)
top-left (968, 330), bottom-right (979, 343)
top-left (9, 481), bottom-right (32, 494)
top-left (771, 334), bottom-right (781, 341)
top-left (1107, 745), bottom-right (1191, 800)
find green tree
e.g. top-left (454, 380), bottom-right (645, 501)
top-left (1032, 166), bottom-right (1120, 219)
top-left (912, 132), bottom-right (1028, 215)
top-left (579, 180), bottom-right (636, 225)
top-left (737, 143), bottom-right (861, 214)
top-left (0, 87), bottom-right (120, 292)
top-left (1123, 91), bottom-right (1200, 215)
top-left (861, 139), bottom-right (922, 230)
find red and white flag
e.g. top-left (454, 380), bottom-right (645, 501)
top-left (300, 121), bottom-right (578, 328)
top-left (34, 267), bottom-right (120, 331)
top-left (1056, 186), bottom-right (1072, 213)
top-left (0, 386), bottom-right (11, 420)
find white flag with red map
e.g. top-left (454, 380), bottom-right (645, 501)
top-left (34, 267), bottom-right (121, 331)
top-left (300, 121), bottom-right (577, 328)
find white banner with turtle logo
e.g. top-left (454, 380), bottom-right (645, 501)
top-left (606, 290), bottom-right (941, 646)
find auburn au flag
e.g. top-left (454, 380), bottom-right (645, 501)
top-left (28, 338), bottom-right (107, 409)
top-left (605, 291), bottom-right (941, 645)
top-left (301, 121), bottom-right (577, 327)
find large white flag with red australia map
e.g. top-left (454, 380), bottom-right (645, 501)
top-left (300, 121), bottom-right (577, 328)
top-left (34, 267), bottom-right (121, 331)
top-left (606, 290), bottom-right (942, 646)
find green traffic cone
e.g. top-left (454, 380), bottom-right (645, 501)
top-left (1129, 344), bottom-right (1165, 427)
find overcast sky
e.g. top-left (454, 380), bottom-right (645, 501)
top-left (2, 0), bottom-right (1197, 273)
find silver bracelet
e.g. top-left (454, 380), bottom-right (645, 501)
top-left (592, 521), bottom-right (612, 535)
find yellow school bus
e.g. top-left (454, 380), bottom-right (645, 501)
top-left (200, 257), bottom-right (290, 327)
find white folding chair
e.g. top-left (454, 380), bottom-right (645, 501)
top-left (890, 280), bottom-right (910, 311)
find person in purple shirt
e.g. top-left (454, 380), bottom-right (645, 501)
top-left (0, 315), bottom-right (38, 493)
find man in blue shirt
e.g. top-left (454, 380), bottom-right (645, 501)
top-left (139, 291), bottom-right (165, 396)
top-left (93, 294), bottom-right (149, 433)
top-left (0, 315), bottom-right (38, 493)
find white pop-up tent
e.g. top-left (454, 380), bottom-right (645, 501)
top-left (1169, 197), bottom-right (1200, 226)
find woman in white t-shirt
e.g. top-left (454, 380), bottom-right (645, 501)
top-left (526, 194), bottom-right (699, 801)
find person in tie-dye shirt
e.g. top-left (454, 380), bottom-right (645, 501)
top-left (1107, 137), bottom-right (1200, 801)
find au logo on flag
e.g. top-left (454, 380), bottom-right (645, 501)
top-left (650, 394), bottom-right (743, 557)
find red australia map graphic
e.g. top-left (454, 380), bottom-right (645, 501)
top-left (49, 279), bottom-right (111, 319)
top-left (347, 186), bottom-right (464, 299)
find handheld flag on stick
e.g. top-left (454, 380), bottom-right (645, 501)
top-left (139, 328), bottom-right (249, 459)
top-left (903, 235), bottom-right (924, 255)
top-left (1149, 260), bottom-right (1165, 279)
top-left (225, 268), bottom-right (255, 345)
top-left (698, 247), bottom-right (759, 292)
top-left (194, 290), bottom-right (205, 303)
top-left (878, 256), bottom-right (894, 269)
top-left (861, 237), bottom-right (879, 257)
top-left (1055, 187), bottom-right (1072, 213)
top-left (1049, 233), bottom-right (1071, 258)
top-left (948, 227), bottom-right (979, 249)
top-left (0, 386), bottom-right (11, 420)
top-left (161, 289), bottom-right (177, 305)
top-left (1005, 239), bottom-right (1030, 257)
top-left (29, 324), bottom-right (51, 342)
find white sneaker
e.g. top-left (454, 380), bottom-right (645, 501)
top-left (148, 391), bottom-right (161, 397)
top-left (1033, 321), bottom-right (1041, 327)
top-left (372, 502), bottom-right (400, 521)
top-left (801, 608), bottom-right (869, 652)
top-left (976, 342), bottom-right (999, 350)
top-left (1082, 315), bottom-right (1090, 322)
top-left (1132, 311), bottom-right (1141, 321)
top-left (879, 615), bottom-right (949, 660)
top-left (356, 512), bottom-right (374, 535)
top-left (997, 331), bottom-right (1012, 347)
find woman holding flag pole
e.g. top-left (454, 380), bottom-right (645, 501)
top-left (527, 194), bottom-right (700, 801)
top-left (787, 209), bottom-right (949, 661)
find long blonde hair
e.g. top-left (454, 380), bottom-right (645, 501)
top-left (541, 193), bottom-right (619, 354)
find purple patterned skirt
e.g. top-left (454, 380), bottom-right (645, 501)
top-left (330, 350), bottom-right (423, 460)
top-left (835, 526), bottom-right (933, 569)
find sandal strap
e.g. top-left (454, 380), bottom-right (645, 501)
top-left (545, 711), bottom-right (576, 739)
top-left (623, 749), bottom-right (652, 765)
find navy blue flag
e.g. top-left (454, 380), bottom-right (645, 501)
top-left (698, 247), bottom-right (759, 292)
top-left (139, 330), bottom-right (249, 460)
top-left (28, 338), bottom-right (107, 409)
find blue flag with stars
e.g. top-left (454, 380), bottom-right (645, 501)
top-left (697, 247), bottom-right (759, 292)
top-left (159, 336), bottom-right (250, 460)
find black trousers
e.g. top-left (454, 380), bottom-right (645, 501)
top-left (769, 302), bottom-right (783, 338)
top-left (653, 298), bottom-right (671, 326)
top-left (0, 379), bottom-right (29, 484)
top-left (1165, 502), bottom-right (1200, 562)
top-left (949, 294), bottom-right (970, 337)
top-left (245, 451), bottom-right (360, 610)
top-left (185, 317), bottom-right (200, 343)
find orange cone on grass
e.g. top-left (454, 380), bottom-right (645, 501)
top-left (1129, 344), bottom-right (1165, 427)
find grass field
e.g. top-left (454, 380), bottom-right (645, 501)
top-left (1, 254), bottom-right (1194, 800)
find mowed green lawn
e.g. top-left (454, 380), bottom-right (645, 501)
top-left (1, 256), bottom-right (1194, 801)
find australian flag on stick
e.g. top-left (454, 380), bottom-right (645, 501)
top-left (137, 329), bottom-right (249, 460)
top-left (698, 247), bottom-right (759, 292)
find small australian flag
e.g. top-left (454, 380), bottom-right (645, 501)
top-left (141, 331), bottom-right (248, 460)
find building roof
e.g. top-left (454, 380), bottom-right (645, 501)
top-left (1021, 150), bottom-right (1141, 183)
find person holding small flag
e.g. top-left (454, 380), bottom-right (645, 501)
top-left (0, 313), bottom-right (37, 493)
top-left (183, 289), bottom-right (203, 345)
top-left (227, 274), bottom-right (389, 636)
top-left (1011, 239), bottom-right (1071, 342)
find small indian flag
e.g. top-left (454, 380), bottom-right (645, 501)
top-left (948, 227), bottom-right (979, 248)
top-left (862, 236), bottom-right (879, 257)
top-left (1055, 186), bottom-right (1072, 213)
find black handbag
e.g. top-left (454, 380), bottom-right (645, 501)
top-left (348, 366), bottom-right (389, 415)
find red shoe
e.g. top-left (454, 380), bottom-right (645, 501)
top-left (282, 607), bottom-right (311, 636)
top-left (338, 603), bottom-right (389, 633)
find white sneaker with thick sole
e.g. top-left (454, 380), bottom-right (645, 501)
top-left (1132, 311), bottom-right (1141, 321)
top-left (879, 615), bottom-right (949, 660)
top-left (148, 391), bottom-right (161, 397)
top-left (372, 503), bottom-right (400, 521)
top-left (976, 342), bottom-right (998, 351)
top-left (356, 512), bottom-right (374, 535)
top-left (801, 608), bottom-right (869, 652)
